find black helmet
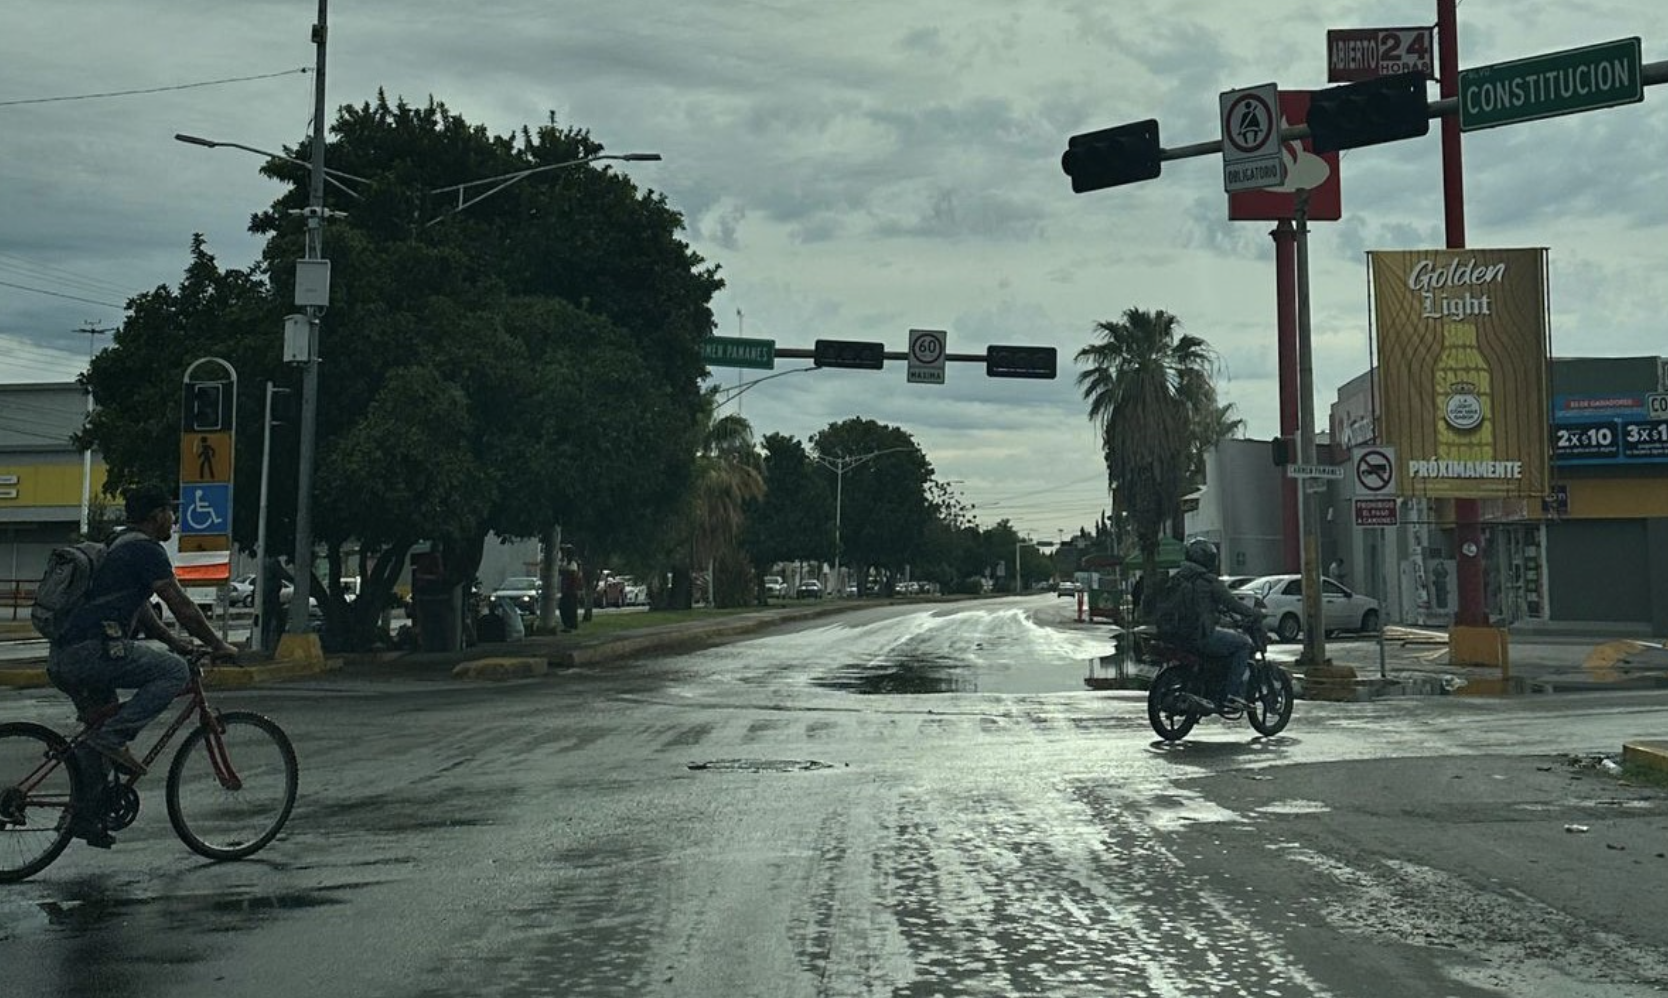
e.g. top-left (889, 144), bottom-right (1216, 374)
top-left (1184, 538), bottom-right (1218, 571)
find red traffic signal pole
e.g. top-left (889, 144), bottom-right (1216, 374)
top-left (1437, 0), bottom-right (1488, 630)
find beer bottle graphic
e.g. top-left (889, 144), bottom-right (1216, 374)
top-left (1434, 321), bottom-right (1493, 461)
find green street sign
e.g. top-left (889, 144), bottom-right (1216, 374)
top-left (1459, 38), bottom-right (1642, 132)
top-left (701, 335), bottom-right (775, 370)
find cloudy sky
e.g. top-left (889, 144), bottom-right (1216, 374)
top-left (3, 1), bottom-right (1666, 542)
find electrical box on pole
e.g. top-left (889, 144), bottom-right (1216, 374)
top-left (813, 339), bottom-right (886, 370)
top-left (1060, 119), bottom-right (1162, 193)
top-left (1305, 71), bottom-right (1430, 153)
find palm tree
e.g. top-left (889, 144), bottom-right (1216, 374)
top-left (688, 388), bottom-right (765, 607)
top-left (1185, 396), bottom-right (1247, 486)
top-left (1075, 308), bottom-right (1219, 583)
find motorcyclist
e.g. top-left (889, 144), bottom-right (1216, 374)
top-left (1155, 538), bottom-right (1263, 712)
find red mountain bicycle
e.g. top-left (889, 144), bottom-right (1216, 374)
top-left (0, 650), bottom-right (297, 882)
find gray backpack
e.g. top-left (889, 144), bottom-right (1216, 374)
top-left (31, 531), bottom-right (140, 642)
top-left (1153, 572), bottom-right (1209, 644)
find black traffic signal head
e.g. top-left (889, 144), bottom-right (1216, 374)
top-left (985, 345), bottom-right (1057, 380)
top-left (1060, 119), bottom-right (1162, 194)
top-left (813, 339), bottom-right (886, 370)
top-left (184, 382), bottom-right (225, 432)
top-left (1270, 436), bottom-right (1292, 466)
top-left (1306, 71), bottom-right (1429, 154)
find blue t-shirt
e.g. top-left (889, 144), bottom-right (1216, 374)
top-left (57, 531), bottom-right (175, 645)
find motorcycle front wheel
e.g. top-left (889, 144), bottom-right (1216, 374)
top-left (1146, 667), bottom-right (1199, 742)
top-left (1246, 663), bottom-right (1294, 737)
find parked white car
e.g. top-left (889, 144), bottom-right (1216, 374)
top-left (1236, 574), bottom-right (1381, 643)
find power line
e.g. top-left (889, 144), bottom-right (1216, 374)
top-left (0, 279), bottom-right (125, 309)
top-left (0, 67), bottom-right (310, 108)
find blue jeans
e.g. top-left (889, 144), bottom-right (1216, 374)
top-left (1200, 627), bottom-right (1253, 701)
top-left (47, 639), bottom-right (189, 749)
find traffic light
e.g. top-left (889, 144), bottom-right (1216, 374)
top-left (269, 386), bottom-right (296, 425)
top-left (1306, 71), bottom-right (1430, 154)
top-left (1060, 119), bottom-right (1162, 194)
top-left (813, 339), bottom-right (886, 370)
top-left (985, 345), bottom-right (1057, 380)
top-left (184, 383), bottom-right (225, 432)
top-left (1271, 436), bottom-right (1292, 466)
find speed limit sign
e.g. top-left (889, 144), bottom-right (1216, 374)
top-left (908, 328), bottom-right (946, 385)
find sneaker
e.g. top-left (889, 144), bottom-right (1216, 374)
top-left (85, 739), bottom-right (147, 777)
top-left (69, 819), bottom-right (116, 850)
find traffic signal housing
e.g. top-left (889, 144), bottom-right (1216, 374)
top-left (1270, 436), bottom-right (1293, 466)
top-left (184, 382), bottom-right (226, 432)
top-left (985, 345), bottom-right (1057, 380)
top-left (1060, 119), bottom-right (1162, 194)
top-left (813, 339), bottom-right (886, 370)
top-left (1306, 71), bottom-right (1430, 153)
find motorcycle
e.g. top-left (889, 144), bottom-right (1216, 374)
top-left (1138, 614), bottom-right (1294, 741)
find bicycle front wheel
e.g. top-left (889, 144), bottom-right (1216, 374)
top-left (0, 722), bottom-right (82, 883)
top-left (166, 710), bottom-right (297, 861)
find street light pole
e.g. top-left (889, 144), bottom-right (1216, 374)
top-left (814, 447), bottom-right (908, 596)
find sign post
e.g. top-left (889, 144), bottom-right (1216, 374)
top-left (180, 358), bottom-right (237, 633)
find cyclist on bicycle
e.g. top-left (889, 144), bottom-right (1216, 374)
top-left (45, 483), bottom-right (238, 847)
top-left (1153, 538), bottom-right (1263, 713)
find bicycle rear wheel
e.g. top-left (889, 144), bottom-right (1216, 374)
top-left (0, 722), bottom-right (82, 882)
top-left (166, 710), bottom-right (297, 861)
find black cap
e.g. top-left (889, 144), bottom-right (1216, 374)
top-left (124, 482), bottom-right (178, 523)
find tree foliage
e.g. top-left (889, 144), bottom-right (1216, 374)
top-left (1075, 308), bottom-right (1221, 583)
top-left (83, 94), bottom-right (722, 649)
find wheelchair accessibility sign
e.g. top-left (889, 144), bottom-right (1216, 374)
top-left (178, 483), bottom-right (231, 535)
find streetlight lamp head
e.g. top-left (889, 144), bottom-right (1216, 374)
top-left (621, 153), bottom-right (662, 161)
top-left (174, 133), bottom-right (218, 148)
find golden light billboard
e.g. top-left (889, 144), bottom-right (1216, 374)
top-left (1368, 248), bottom-right (1550, 498)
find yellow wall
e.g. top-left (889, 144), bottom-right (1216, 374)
top-left (0, 462), bottom-right (109, 507)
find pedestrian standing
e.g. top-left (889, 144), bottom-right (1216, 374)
top-left (1328, 557), bottom-right (1347, 583)
top-left (557, 544), bottom-right (581, 633)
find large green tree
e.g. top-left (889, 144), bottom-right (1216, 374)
top-left (742, 433), bottom-right (834, 597)
top-left (84, 94), bottom-right (721, 649)
top-left (1074, 308), bottom-right (1220, 584)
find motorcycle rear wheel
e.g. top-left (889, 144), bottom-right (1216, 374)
top-left (1147, 667), bottom-right (1199, 742)
top-left (1246, 663), bottom-right (1294, 736)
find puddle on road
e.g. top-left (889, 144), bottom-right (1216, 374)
top-left (21, 882), bottom-right (361, 934)
top-left (813, 653), bottom-right (1110, 695)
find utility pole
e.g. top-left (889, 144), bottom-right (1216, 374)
top-left (73, 323), bottom-right (114, 537)
top-left (282, 0), bottom-right (329, 656)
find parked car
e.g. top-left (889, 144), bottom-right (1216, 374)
top-left (229, 575), bottom-right (256, 607)
top-left (1240, 573), bottom-right (1380, 642)
top-left (764, 575), bottom-right (788, 599)
top-left (795, 580), bottom-right (822, 599)
top-left (1056, 580), bottom-right (1081, 598)
top-left (492, 576), bottom-right (543, 617)
top-left (594, 572), bottom-right (626, 608)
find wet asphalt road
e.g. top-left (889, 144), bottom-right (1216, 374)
top-left (2, 597), bottom-right (1667, 997)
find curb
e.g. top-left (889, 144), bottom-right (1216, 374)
top-left (0, 659), bottom-right (342, 691)
top-left (1622, 740), bottom-right (1668, 775)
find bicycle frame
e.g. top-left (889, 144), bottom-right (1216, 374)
top-left (14, 667), bottom-right (239, 811)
